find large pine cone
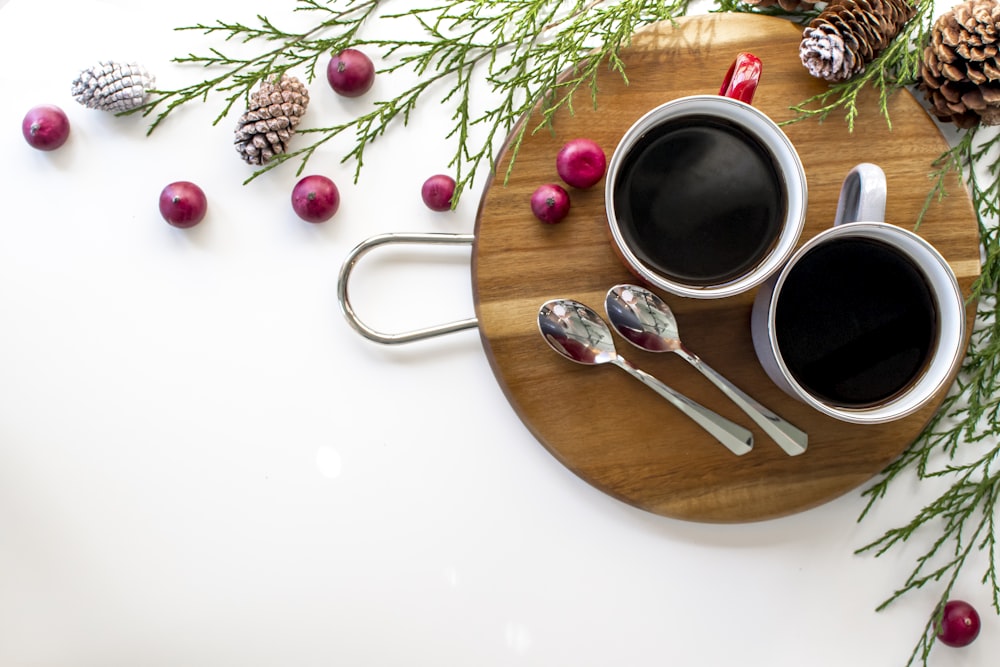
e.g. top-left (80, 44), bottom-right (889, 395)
top-left (234, 74), bottom-right (310, 166)
top-left (799, 0), bottom-right (916, 82)
top-left (919, 0), bottom-right (1000, 128)
top-left (71, 61), bottom-right (155, 113)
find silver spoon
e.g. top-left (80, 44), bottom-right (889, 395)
top-left (605, 284), bottom-right (808, 456)
top-left (538, 299), bottom-right (753, 456)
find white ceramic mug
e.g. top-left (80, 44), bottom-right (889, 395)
top-left (605, 52), bottom-right (808, 299)
top-left (750, 163), bottom-right (966, 424)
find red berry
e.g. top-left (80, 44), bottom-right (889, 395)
top-left (556, 138), bottom-right (606, 189)
top-left (291, 175), bottom-right (340, 223)
top-left (326, 49), bottom-right (375, 97)
top-left (421, 174), bottom-right (456, 212)
top-left (22, 104), bottom-right (70, 151)
top-left (938, 600), bottom-right (981, 648)
top-left (531, 183), bottom-right (570, 224)
top-left (159, 181), bottom-right (207, 228)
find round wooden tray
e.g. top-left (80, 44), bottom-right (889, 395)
top-left (471, 13), bottom-right (982, 523)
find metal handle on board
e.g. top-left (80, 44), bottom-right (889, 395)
top-left (337, 232), bottom-right (479, 345)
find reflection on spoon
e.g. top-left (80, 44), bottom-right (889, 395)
top-left (538, 298), bottom-right (753, 456)
top-left (605, 284), bottom-right (808, 456)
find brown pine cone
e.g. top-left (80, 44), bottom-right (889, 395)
top-left (919, 0), bottom-right (1000, 128)
top-left (799, 0), bottom-right (916, 82)
top-left (234, 73), bottom-right (310, 165)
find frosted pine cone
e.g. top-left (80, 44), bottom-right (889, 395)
top-left (71, 61), bottom-right (155, 113)
top-left (799, 0), bottom-right (916, 82)
top-left (919, 0), bottom-right (1000, 128)
top-left (234, 74), bottom-right (310, 166)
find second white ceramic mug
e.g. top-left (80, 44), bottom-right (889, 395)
top-left (750, 163), bottom-right (966, 424)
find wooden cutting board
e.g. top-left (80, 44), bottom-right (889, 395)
top-left (471, 13), bottom-right (982, 523)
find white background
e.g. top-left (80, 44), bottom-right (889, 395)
top-left (0, 0), bottom-right (995, 665)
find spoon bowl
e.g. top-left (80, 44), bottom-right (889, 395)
top-left (538, 298), bottom-right (753, 456)
top-left (605, 285), bottom-right (807, 456)
top-left (605, 287), bottom-right (680, 353)
top-left (537, 300), bottom-right (617, 365)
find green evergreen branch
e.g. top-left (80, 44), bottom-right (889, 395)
top-left (131, 0), bottom-right (381, 131)
top-left (787, 0), bottom-right (935, 130)
top-left (133, 0), bottom-right (695, 198)
top-left (773, 0), bottom-right (1000, 655)
top-left (854, 125), bottom-right (1000, 665)
top-left (712, 0), bottom-right (818, 22)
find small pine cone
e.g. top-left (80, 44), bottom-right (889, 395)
top-left (71, 61), bottom-right (155, 113)
top-left (234, 74), bottom-right (310, 166)
top-left (918, 0), bottom-right (1000, 128)
top-left (744, 0), bottom-right (819, 12)
top-left (799, 0), bottom-right (917, 82)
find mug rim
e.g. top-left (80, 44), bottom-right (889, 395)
top-left (762, 221), bottom-right (966, 424)
top-left (605, 94), bottom-right (808, 299)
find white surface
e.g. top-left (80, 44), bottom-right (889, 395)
top-left (0, 1), bottom-right (994, 666)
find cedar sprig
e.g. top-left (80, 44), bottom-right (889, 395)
top-left (855, 125), bottom-right (1000, 666)
top-left (713, 0), bottom-right (820, 21)
top-left (785, 0), bottom-right (936, 129)
top-left (132, 0), bottom-right (695, 197)
top-left (134, 0), bottom-right (381, 133)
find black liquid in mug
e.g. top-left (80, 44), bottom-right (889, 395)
top-left (613, 115), bottom-right (786, 285)
top-left (774, 237), bottom-right (938, 407)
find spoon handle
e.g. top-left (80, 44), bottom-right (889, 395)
top-left (675, 346), bottom-right (808, 456)
top-left (613, 355), bottom-right (753, 456)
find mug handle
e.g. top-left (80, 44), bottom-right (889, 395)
top-left (834, 163), bottom-right (887, 226)
top-left (719, 52), bottom-right (762, 104)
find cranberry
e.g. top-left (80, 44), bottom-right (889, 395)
top-left (326, 49), bottom-right (375, 97)
top-left (937, 599), bottom-right (981, 648)
top-left (530, 183), bottom-right (570, 224)
top-left (421, 174), bottom-right (456, 211)
top-left (291, 175), bottom-right (340, 223)
top-left (159, 181), bottom-right (207, 228)
top-left (22, 104), bottom-right (70, 151)
top-left (556, 138), bottom-right (606, 189)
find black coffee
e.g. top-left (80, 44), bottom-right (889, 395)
top-left (774, 237), bottom-right (937, 407)
top-left (613, 115), bottom-right (786, 285)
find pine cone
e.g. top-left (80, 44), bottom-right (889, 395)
top-left (919, 0), bottom-right (1000, 128)
top-left (71, 61), bottom-right (155, 113)
top-left (234, 74), bottom-right (310, 166)
top-left (799, 0), bottom-right (916, 82)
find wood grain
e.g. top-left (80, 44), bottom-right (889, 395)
top-left (471, 13), bottom-right (982, 522)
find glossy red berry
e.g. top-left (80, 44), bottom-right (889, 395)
top-left (937, 599), bottom-right (981, 648)
top-left (556, 138), bottom-right (606, 189)
top-left (291, 175), bottom-right (340, 223)
top-left (22, 104), bottom-right (70, 151)
top-left (326, 49), bottom-right (375, 97)
top-left (158, 181), bottom-right (207, 228)
top-left (421, 174), bottom-right (456, 212)
top-left (530, 183), bottom-right (570, 224)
